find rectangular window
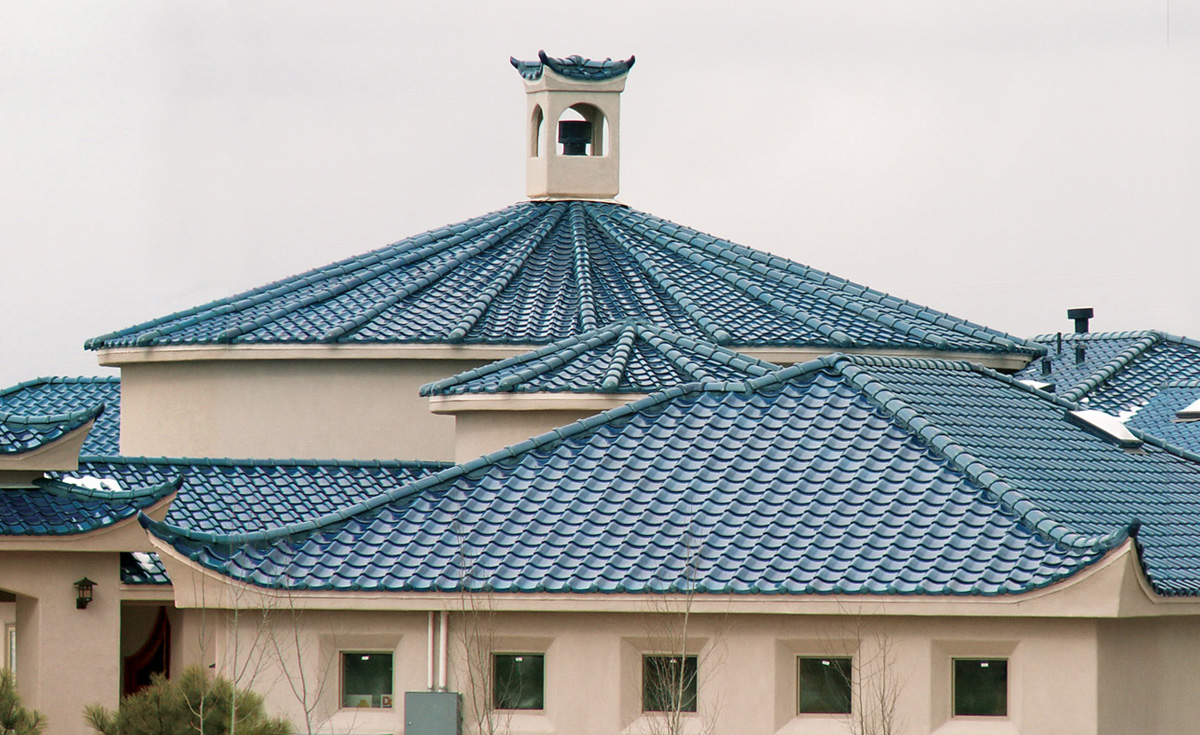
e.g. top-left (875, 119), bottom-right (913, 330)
top-left (642, 655), bottom-right (698, 713)
top-left (953, 658), bottom-right (1007, 717)
top-left (797, 657), bottom-right (852, 714)
top-left (493, 653), bottom-right (545, 710)
top-left (342, 652), bottom-right (393, 709)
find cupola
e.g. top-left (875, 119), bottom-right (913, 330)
top-left (511, 51), bottom-right (635, 200)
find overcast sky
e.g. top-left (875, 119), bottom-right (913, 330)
top-left (1, 1), bottom-right (1196, 386)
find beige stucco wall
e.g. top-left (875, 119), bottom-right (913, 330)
top-left (1, 552), bottom-right (122, 735)
top-left (452, 409), bottom-right (606, 462)
top-left (118, 359), bottom-right (488, 461)
top-left (208, 607), bottom-right (1103, 735)
top-left (1098, 617), bottom-right (1200, 735)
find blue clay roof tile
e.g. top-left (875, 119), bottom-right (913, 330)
top-left (0, 377), bottom-right (121, 455)
top-left (142, 354), bottom-right (1200, 597)
top-left (88, 202), bottom-right (1038, 356)
top-left (0, 403), bottom-right (104, 455)
top-left (0, 476), bottom-right (176, 536)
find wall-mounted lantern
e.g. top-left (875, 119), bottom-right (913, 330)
top-left (75, 577), bottom-right (96, 609)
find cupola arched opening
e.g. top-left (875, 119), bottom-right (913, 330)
top-left (556, 104), bottom-right (608, 157)
top-left (530, 105), bottom-right (544, 158)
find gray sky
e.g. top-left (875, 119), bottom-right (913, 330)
top-left (2, 1), bottom-right (1197, 387)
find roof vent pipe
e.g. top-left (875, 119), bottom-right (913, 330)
top-left (1067, 307), bottom-right (1094, 334)
top-left (558, 120), bottom-right (592, 156)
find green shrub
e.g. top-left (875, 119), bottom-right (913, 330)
top-left (0, 668), bottom-right (46, 735)
top-left (85, 667), bottom-right (291, 735)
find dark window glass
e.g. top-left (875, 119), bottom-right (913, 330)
top-left (953, 659), bottom-right (1007, 717)
top-left (642, 655), bottom-right (698, 713)
top-left (342, 652), bottom-right (393, 708)
top-left (798, 657), bottom-right (852, 714)
top-left (493, 653), bottom-right (545, 710)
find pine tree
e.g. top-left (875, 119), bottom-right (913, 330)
top-left (0, 668), bottom-right (46, 735)
top-left (85, 667), bottom-right (291, 735)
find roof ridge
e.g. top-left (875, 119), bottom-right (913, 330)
top-left (599, 324), bottom-right (639, 392)
top-left (0, 402), bottom-right (105, 427)
top-left (594, 206), bottom-right (856, 347)
top-left (141, 380), bottom-right (731, 546)
top-left (1060, 333), bottom-right (1162, 403)
top-left (615, 207), bottom-right (1039, 354)
top-left (78, 454), bottom-right (455, 469)
top-left (84, 203), bottom-right (528, 350)
top-left (320, 207), bottom-right (546, 343)
top-left (37, 474), bottom-right (181, 502)
top-left (1163, 379), bottom-right (1200, 389)
top-left (1031, 329), bottom-right (1162, 342)
top-left (571, 203), bottom-right (601, 333)
top-left (447, 203), bottom-right (569, 342)
top-left (829, 357), bottom-right (1131, 553)
top-left (586, 205), bottom-right (733, 344)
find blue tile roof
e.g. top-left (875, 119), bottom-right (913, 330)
top-left (0, 476), bottom-right (176, 536)
top-left (0, 377), bottom-right (121, 455)
top-left (0, 404), bottom-right (105, 455)
top-left (86, 202), bottom-right (1040, 357)
top-left (1126, 381), bottom-right (1200, 454)
top-left (1015, 331), bottom-right (1200, 416)
top-left (56, 456), bottom-right (453, 536)
top-left (511, 51), bottom-right (635, 82)
top-left (421, 320), bottom-right (779, 396)
top-left (143, 354), bottom-right (1200, 597)
top-left (120, 552), bottom-right (171, 585)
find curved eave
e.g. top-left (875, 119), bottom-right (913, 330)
top-left (0, 489), bottom-right (175, 552)
top-left (97, 343), bottom-right (1035, 372)
top-left (147, 535), bottom-right (1179, 617)
top-left (0, 419), bottom-right (95, 473)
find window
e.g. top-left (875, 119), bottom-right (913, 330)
top-left (493, 653), bottom-right (545, 710)
top-left (953, 659), bottom-right (1007, 717)
top-left (642, 655), bottom-right (697, 713)
top-left (341, 652), bottom-right (393, 708)
top-left (797, 657), bottom-right (852, 714)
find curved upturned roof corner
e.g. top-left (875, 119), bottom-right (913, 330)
top-left (0, 475), bottom-right (177, 537)
top-left (510, 51), bottom-right (635, 82)
top-left (421, 319), bottom-right (779, 396)
top-left (0, 403), bottom-right (104, 455)
top-left (86, 202), bottom-right (1042, 358)
top-left (140, 354), bottom-right (1200, 598)
top-left (0, 377), bottom-right (121, 455)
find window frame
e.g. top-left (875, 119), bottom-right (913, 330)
top-left (796, 655), bottom-right (853, 716)
top-left (339, 650), bottom-right (395, 710)
top-left (951, 657), bottom-right (1009, 718)
top-left (492, 652), bottom-right (546, 712)
top-left (641, 654), bottom-right (699, 714)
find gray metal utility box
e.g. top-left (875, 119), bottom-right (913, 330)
top-left (403, 691), bottom-right (461, 735)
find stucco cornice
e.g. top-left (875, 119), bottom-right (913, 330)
top-left (98, 344), bottom-right (1032, 371)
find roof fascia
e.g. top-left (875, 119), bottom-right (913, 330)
top-left (97, 344), bottom-right (1035, 371)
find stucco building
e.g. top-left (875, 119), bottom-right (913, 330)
top-left (3, 53), bottom-right (1200, 735)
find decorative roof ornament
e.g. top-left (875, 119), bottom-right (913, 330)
top-left (510, 51), bottom-right (636, 82)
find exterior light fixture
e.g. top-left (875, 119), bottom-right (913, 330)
top-left (74, 577), bottom-right (96, 609)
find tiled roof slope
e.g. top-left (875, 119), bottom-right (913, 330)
top-left (1126, 381), bottom-right (1200, 454)
top-left (0, 404), bottom-right (104, 455)
top-left (121, 552), bottom-right (170, 585)
top-left (56, 457), bottom-right (452, 536)
top-left (1015, 331), bottom-right (1200, 415)
top-left (87, 202), bottom-right (1040, 356)
top-left (0, 377), bottom-right (121, 455)
top-left (421, 320), bottom-right (778, 396)
top-left (0, 476), bottom-right (175, 536)
top-left (510, 51), bottom-right (635, 82)
top-left (144, 355), bottom-right (1191, 598)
